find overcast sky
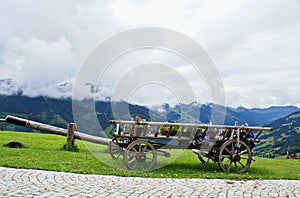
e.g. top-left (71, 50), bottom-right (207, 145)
top-left (0, 0), bottom-right (299, 108)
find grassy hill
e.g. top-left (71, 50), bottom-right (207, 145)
top-left (255, 111), bottom-right (300, 155)
top-left (0, 131), bottom-right (299, 180)
top-left (0, 95), bottom-right (73, 131)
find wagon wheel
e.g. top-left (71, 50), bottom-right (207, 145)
top-left (123, 140), bottom-right (157, 171)
top-left (218, 139), bottom-right (252, 173)
top-left (109, 137), bottom-right (124, 160)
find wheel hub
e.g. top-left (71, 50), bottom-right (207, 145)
top-left (232, 153), bottom-right (241, 161)
top-left (136, 152), bottom-right (146, 162)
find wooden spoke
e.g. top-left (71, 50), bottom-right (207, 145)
top-left (227, 161), bottom-right (233, 172)
top-left (234, 161), bottom-right (238, 172)
top-left (132, 147), bottom-right (138, 153)
top-left (238, 161), bottom-right (246, 169)
top-left (239, 150), bottom-right (248, 155)
top-left (222, 158), bottom-right (231, 167)
top-left (142, 145), bottom-right (148, 152)
top-left (224, 147), bottom-right (233, 155)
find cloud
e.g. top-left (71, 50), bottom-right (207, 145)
top-left (108, 0), bottom-right (300, 107)
top-left (0, 36), bottom-right (76, 97)
top-left (111, 0), bottom-right (200, 26)
top-left (0, 0), bottom-right (119, 98)
top-left (0, 0), bottom-right (299, 108)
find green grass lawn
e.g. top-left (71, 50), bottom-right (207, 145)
top-left (0, 131), bottom-right (299, 180)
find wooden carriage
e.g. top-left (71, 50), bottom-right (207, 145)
top-left (109, 119), bottom-right (272, 173)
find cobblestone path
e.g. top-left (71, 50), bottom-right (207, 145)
top-left (0, 167), bottom-right (299, 197)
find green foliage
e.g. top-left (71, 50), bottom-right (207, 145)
top-left (255, 111), bottom-right (300, 155)
top-left (0, 131), bottom-right (299, 180)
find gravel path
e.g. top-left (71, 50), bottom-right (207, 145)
top-left (0, 167), bottom-right (299, 197)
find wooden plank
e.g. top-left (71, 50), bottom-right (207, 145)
top-left (113, 133), bottom-right (191, 141)
top-left (109, 120), bottom-right (272, 132)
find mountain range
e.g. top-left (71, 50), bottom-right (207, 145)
top-left (0, 94), bottom-right (299, 155)
top-left (257, 111), bottom-right (300, 155)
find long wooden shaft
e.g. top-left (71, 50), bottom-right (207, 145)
top-left (5, 115), bottom-right (111, 145)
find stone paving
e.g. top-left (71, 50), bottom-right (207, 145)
top-left (0, 167), bottom-right (299, 197)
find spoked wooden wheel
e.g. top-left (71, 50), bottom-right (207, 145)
top-left (109, 137), bottom-right (124, 160)
top-left (218, 139), bottom-right (252, 173)
top-left (123, 140), bottom-right (157, 171)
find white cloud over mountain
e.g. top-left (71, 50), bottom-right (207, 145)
top-left (0, 0), bottom-right (299, 108)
